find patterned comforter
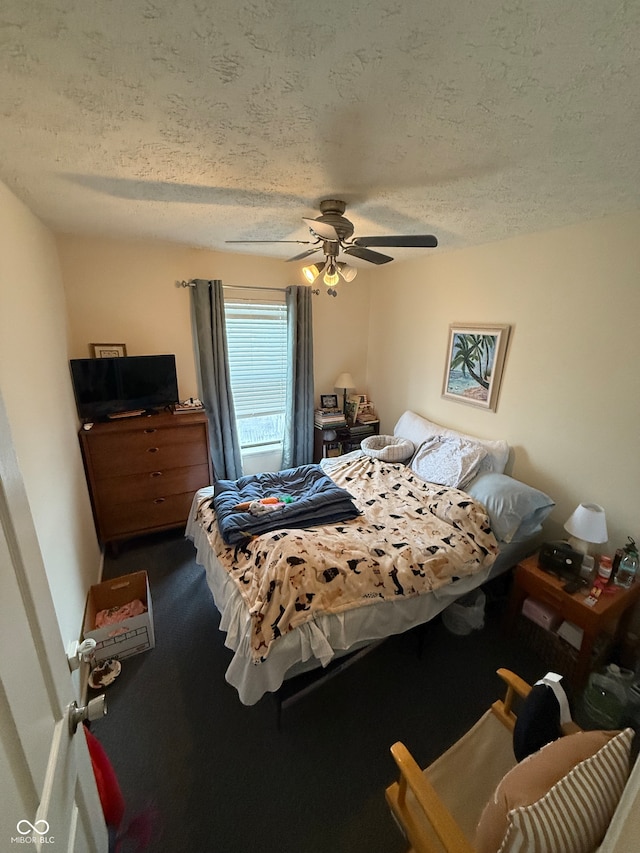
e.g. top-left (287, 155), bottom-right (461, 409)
top-left (194, 455), bottom-right (499, 661)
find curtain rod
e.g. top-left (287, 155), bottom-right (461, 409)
top-left (175, 279), bottom-right (319, 295)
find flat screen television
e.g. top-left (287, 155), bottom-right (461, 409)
top-left (69, 355), bottom-right (179, 421)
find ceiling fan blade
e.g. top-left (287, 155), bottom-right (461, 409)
top-left (225, 239), bottom-right (313, 244)
top-left (286, 248), bottom-right (322, 262)
top-left (354, 235), bottom-right (438, 248)
top-left (302, 218), bottom-right (339, 241)
top-left (344, 245), bottom-right (393, 265)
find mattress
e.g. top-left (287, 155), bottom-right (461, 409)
top-left (186, 487), bottom-right (535, 705)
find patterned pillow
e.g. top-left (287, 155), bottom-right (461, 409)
top-left (475, 728), bottom-right (633, 853)
top-left (393, 410), bottom-right (510, 473)
top-left (360, 434), bottom-right (414, 462)
top-left (410, 435), bottom-right (487, 490)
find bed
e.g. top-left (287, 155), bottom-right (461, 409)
top-left (186, 411), bottom-right (555, 705)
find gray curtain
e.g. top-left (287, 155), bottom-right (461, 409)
top-left (282, 285), bottom-right (314, 468)
top-left (190, 279), bottom-right (243, 480)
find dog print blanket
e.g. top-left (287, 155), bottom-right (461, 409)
top-left (194, 455), bottom-right (499, 661)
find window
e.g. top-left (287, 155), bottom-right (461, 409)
top-left (224, 297), bottom-right (288, 455)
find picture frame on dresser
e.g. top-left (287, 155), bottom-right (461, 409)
top-left (442, 323), bottom-right (511, 412)
top-left (90, 342), bottom-right (127, 358)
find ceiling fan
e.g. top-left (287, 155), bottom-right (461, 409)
top-left (226, 199), bottom-right (438, 295)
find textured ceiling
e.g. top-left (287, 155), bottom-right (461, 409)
top-left (1, 0), bottom-right (640, 265)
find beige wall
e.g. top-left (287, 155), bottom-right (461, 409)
top-left (58, 216), bottom-right (640, 553)
top-left (367, 210), bottom-right (640, 552)
top-left (0, 182), bottom-right (100, 648)
top-left (57, 235), bottom-right (373, 405)
top-left (4, 177), bottom-right (638, 650)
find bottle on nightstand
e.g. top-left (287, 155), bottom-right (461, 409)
top-left (597, 555), bottom-right (613, 583)
top-left (615, 538), bottom-right (639, 589)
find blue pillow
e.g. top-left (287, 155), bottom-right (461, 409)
top-left (466, 473), bottom-right (555, 543)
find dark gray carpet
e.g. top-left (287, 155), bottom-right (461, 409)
top-left (91, 531), bottom-right (546, 853)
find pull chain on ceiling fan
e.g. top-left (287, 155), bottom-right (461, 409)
top-left (226, 199), bottom-right (438, 296)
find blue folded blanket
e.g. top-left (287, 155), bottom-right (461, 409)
top-left (213, 464), bottom-right (361, 545)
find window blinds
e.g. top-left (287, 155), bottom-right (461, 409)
top-left (224, 299), bottom-right (288, 450)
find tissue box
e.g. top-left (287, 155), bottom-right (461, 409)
top-left (522, 597), bottom-right (561, 632)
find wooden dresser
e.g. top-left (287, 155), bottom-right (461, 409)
top-left (79, 411), bottom-right (213, 548)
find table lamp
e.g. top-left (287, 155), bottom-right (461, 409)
top-left (334, 372), bottom-right (355, 414)
top-left (564, 503), bottom-right (608, 554)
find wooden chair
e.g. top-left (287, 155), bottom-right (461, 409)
top-left (385, 669), bottom-right (581, 853)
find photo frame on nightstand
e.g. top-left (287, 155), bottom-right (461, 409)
top-left (320, 394), bottom-right (339, 409)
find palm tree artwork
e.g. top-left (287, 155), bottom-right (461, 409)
top-left (446, 332), bottom-right (498, 403)
top-left (443, 324), bottom-right (510, 411)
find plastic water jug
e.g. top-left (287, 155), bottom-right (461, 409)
top-left (615, 537), bottom-right (638, 589)
top-left (582, 664), bottom-right (633, 728)
top-left (623, 682), bottom-right (640, 728)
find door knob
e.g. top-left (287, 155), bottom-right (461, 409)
top-left (68, 694), bottom-right (107, 735)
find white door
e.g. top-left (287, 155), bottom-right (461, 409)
top-left (0, 392), bottom-right (107, 852)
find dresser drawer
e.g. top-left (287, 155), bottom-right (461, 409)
top-left (99, 491), bottom-right (197, 539)
top-left (96, 464), bottom-right (211, 505)
top-left (88, 425), bottom-right (207, 478)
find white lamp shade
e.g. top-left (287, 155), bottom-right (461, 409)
top-left (564, 503), bottom-right (608, 551)
top-left (337, 262), bottom-right (358, 282)
top-left (334, 372), bottom-right (355, 390)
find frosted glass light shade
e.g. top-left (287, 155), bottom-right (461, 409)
top-left (337, 262), bottom-right (358, 282)
top-left (302, 261), bottom-right (325, 283)
top-left (334, 373), bottom-right (355, 391)
top-left (564, 503), bottom-right (608, 553)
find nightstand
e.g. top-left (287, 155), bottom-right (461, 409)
top-left (312, 421), bottom-right (380, 463)
top-left (505, 553), bottom-right (640, 687)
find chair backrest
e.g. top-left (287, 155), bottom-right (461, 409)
top-left (385, 669), bottom-right (581, 853)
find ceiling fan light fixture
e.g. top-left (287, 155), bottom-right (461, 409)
top-left (323, 260), bottom-right (339, 287)
top-left (302, 261), bottom-right (325, 283)
top-left (337, 262), bottom-right (358, 282)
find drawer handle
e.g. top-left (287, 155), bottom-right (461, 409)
top-left (150, 471), bottom-right (163, 478)
top-left (147, 447), bottom-right (159, 454)
top-left (144, 428), bottom-right (157, 434)
top-left (153, 497), bottom-right (166, 504)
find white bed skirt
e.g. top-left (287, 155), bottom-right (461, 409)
top-left (186, 488), bottom-right (534, 705)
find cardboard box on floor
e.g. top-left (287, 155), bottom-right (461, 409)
top-left (83, 570), bottom-right (155, 662)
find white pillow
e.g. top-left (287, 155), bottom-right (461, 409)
top-left (394, 411), bottom-right (509, 474)
top-left (410, 435), bottom-right (488, 489)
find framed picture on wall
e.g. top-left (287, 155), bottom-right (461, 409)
top-left (442, 324), bottom-right (511, 412)
top-left (90, 343), bottom-right (128, 358)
